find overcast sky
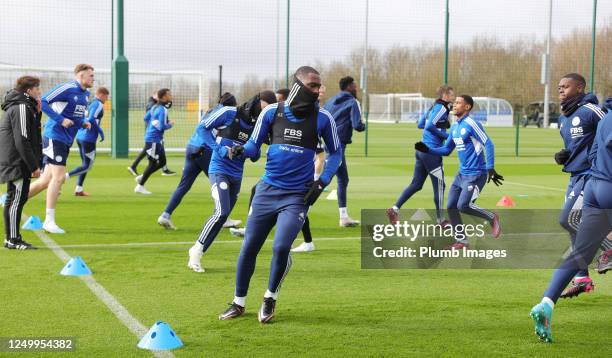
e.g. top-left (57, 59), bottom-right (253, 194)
top-left (1, 0), bottom-right (610, 84)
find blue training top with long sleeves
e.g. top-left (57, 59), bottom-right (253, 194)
top-left (421, 102), bottom-right (450, 147)
top-left (197, 105), bottom-right (257, 178)
top-left (558, 93), bottom-right (604, 175)
top-left (76, 98), bottom-right (104, 144)
top-left (144, 105), bottom-right (172, 143)
top-left (417, 110), bottom-right (428, 129)
top-left (428, 114), bottom-right (495, 176)
top-left (323, 91), bottom-right (364, 145)
top-left (243, 102), bottom-right (343, 190)
top-left (589, 102), bottom-right (612, 182)
top-left (41, 80), bottom-right (90, 145)
top-left (189, 104), bottom-right (224, 148)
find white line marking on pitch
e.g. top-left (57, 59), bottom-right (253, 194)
top-left (33, 223), bottom-right (174, 358)
top-left (49, 236), bottom-right (359, 249)
top-left (503, 180), bottom-right (565, 193)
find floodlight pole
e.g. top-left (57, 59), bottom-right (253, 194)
top-left (285, 0), bottom-right (290, 88)
top-left (275, 0), bottom-right (280, 90)
top-left (543, 0), bottom-right (552, 128)
top-left (111, 0), bottom-right (129, 158)
top-left (589, 0), bottom-right (597, 92)
top-left (218, 65), bottom-right (223, 99)
top-left (111, 0), bottom-right (114, 61)
top-left (443, 0), bottom-right (449, 84)
top-left (363, 0), bottom-right (369, 157)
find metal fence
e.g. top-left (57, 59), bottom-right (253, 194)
top-left (1, 0), bottom-right (610, 155)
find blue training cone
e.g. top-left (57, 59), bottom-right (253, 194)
top-left (22, 215), bottom-right (43, 230)
top-left (138, 321), bottom-right (183, 351)
top-left (0, 193), bottom-right (6, 207)
top-left (60, 257), bottom-right (92, 276)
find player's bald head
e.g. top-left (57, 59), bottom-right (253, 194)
top-left (294, 66), bottom-right (321, 94)
top-left (294, 66), bottom-right (320, 82)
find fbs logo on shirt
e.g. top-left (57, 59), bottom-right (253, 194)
top-left (453, 137), bottom-right (465, 151)
top-left (74, 104), bottom-right (87, 117)
top-left (284, 128), bottom-right (302, 142)
top-left (570, 117), bottom-right (583, 139)
top-left (238, 131), bottom-right (249, 142)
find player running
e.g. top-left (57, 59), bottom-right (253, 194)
top-left (218, 66), bottom-right (342, 323)
top-left (134, 88), bottom-right (173, 194)
top-left (66, 86), bottom-right (109, 196)
top-left (292, 84), bottom-right (327, 252)
top-left (128, 91), bottom-right (176, 177)
top-left (387, 85), bottom-right (455, 225)
top-left (594, 97), bottom-right (612, 275)
top-left (324, 76), bottom-right (365, 227)
top-left (187, 91), bottom-right (277, 272)
top-left (414, 95), bottom-right (503, 248)
top-left (530, 103), bottom-right (612, 343)
top-left (229, 87), bottom-right (324, 245)
top-left (157, 93), bottom-right (238, 230)
top-left (28, 64), bottom-right (93, 234)
top-left (552, 73), bottom-right (605, 298)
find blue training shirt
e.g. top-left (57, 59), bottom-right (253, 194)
top-left (144, 105), bottom-right (172, 143)
top-left (323, 91), bottom-right (364, 145)
top-left (243, 102), bottom-right (343, 190)
top-left (197, 105), bottom-right (257, 179)
top-left (428, 114), bottom-right (495, 176)
top-left (41, 80), bottom-right (90, 145)
top-left (558, 93), bottom-right (604, 176)
top-left (420, 102), bottom-right (450, 147)
top-left (589, 107), bottom-right (612, 182)
top-left (76, 98), bottom-right (105, 144)
top-left (188, 104), bottom-right (223, 149)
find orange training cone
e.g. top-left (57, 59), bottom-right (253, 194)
top-left (496, 195), bottom-right (515, 207)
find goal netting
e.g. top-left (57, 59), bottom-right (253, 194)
top-left (0, 65), bottom-right (210, 152)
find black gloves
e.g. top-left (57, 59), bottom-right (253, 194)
top-left (487, 169), bottom-right (504, 186)
top-left (304, 180), bottom-right (325, 206)
top-left (554, 149), bottom-right (571, 165)
top-left (229, 145), bottom-right (244, 160)
top-left (415, 142), bottom-right (429, 153)
top-left (435, 120), bottom-right (450, 129)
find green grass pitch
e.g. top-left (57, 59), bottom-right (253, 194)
top-left (0, 124), bottom-right (609, 357)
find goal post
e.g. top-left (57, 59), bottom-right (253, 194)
top-left (0, 65), bottom-right (210, 153)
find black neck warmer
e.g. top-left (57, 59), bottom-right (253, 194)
top-left (561, 93), bottom-right (585, 116)
top-left (287, 78), bottom-right (319, 118)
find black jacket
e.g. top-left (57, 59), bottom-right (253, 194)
top-left (0, 90), bottom-right (42, 183)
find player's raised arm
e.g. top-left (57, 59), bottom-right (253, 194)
top-left (417, 110), bottom-right (427, 129)
top-left (351, 100), bottom-right (365, 132)
top-left (86, 100), bottom-right (100, 127)
top-left (466, 117), bottom-right (495, 170)
top-left (198, 106), bottom-right (237, 158)
top-left (464, 117), bottom-right (502, 185)
top-left (41, 82), bottom-right (74, 124)
top-left (241, 104), bottom-right (276, 159)
top-left (417, 129), bottom-right (456, 157)
top-left (424, 104), bottom-right (450, 140)
top-left (318, 109), bottom-right (342, 186)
